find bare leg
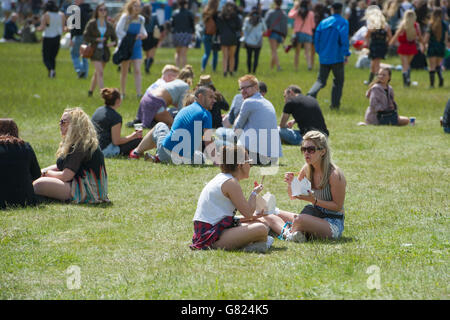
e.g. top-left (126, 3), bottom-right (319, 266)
top-left (291, 214), bottom-right (332, 239)
top-left (94, 61), bottom-right (105, 90)
top-left (294, 44), bottom-right (300, 71)
top-left (154, 110), bottom-right (173, 128)
top-left (120, 60), bottom-right (131, 96)
top-left (398, 115), bottom-right (410, 126)
top-left (33, 177), bottom-right (71, 201)
top-left (222, 46), bottom-right (229, 74)
top-left (133, 59), bottom-right (142, 96)
top-left (304, 42), bottom-right (312, 69)
top-left (228, 45), bottom-right (236, 73)
top-left (134, 126), bottom-right (157, 154)
top-left (212, 222), bottom-right (268, 250)
top-left (89, 70), bottom-right (97, 92)
top-left (269, 39), bottom-right (279, 69)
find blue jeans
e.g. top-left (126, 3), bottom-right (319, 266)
top-left (70, 35), bottom-right (89, 75)
top-left (202, 34), bottom-right (218, 71)
top-left (279, 127), bottom-right (302, 145)
top-left (444, 127), bottom-right (450, 133)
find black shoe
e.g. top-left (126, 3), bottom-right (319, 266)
top-left (77, 71), bottom-right (85, 79)
top-left (126, 119), bottom-right (140, 128)
top-left (88, 90), bottom-right (93, 97)
top-left (330, 105), bottom-right (340, 110)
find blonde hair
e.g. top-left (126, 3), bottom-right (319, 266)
top-left (364, 5), bottom-right (386, 30)
top-left (302, 130), bottom-right (336, 189)
top-left (177, 65), bottom-right (194, 86)
top-left (398, 9), bottom-right (417, 41)
top-left (383, 0), bottom-right (401, 19)
top-left (122, 0), bottom-right (141, 17)
top-left (238, 74), bottom-right (258, 86)
top-left (56, 107), bottom-right (99, 159)
top-left (161, 64), bottom-right (180, 75)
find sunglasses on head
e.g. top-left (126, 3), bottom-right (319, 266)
top-left (301, 146), bottom-right (323, 154)
top-left (59, 119), bottom-right (68, 126)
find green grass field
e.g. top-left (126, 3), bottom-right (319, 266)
top-left (0, 35), bottom-right (449, 300)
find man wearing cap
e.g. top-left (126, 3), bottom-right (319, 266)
top-left (307, 2), bottom-right (350, 110)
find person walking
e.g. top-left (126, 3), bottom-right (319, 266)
top-left (423, 7), bottom-right (448, 88)
top-left (216, 1), bottom-right (242, 77)
top-left (84, 3), bottom-right (117, 97)
top-left (141, 4), bottom-right (163, 74)
top-left (242, 7), bottom-right (266, 74)
top-left (389, 9), bottom-right (423, 87)
top-left (69, 0), bottom-right (92, 79)
top-left (37, 0), bottom-right (65, 78)
top-left (115, 0), bottom-right (147, 99)
top-left (307, 2), bottom-right (350, 110)
top-left (288, 0), bottom-right (316, 71)
top-left (171, 0), bottom-right (195, 68)
top-left (264, 0), bottom-right (288, 71)
top-left (201, 0), bottom-right (220, 73)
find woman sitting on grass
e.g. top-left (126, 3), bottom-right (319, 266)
top-left (0, 119), bottom-right (41, 209)
top-left (361, 67), bottom-right (410, 126)
top-left (260, 131), bottom-right (346, 242)
top-left (33, 108), bottom-right (109, 204)
top-left (190, 145), bottom-right (273, 253)
top-left (92, 88), bottom-right (142, 158)
top-left (135, 65), bottom-right (194, 128)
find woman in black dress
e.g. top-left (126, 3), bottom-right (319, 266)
top-left (364, 6), bottom-right (392, 84)
top-left (142, 4), bottom-right (163, 74)
top-left (0, 119), bottom-right (41, 209)
top-left (216, 2), bottom-right (242, 76)
top-left (171, 0), bottom-right (195, 68)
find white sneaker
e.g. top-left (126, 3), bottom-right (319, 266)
top-left (266, 236), bottom-right (274, 250)
top-left (243, 237), bottom-right (273, 253)
top-left (285, 231), bottom-right (306, 243)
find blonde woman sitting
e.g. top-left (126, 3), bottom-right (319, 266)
top-left (33, 108), bottom-right (109, 204)
top-left (260, 131), bottom-right (346, 242)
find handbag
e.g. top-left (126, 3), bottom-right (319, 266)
top-left (377, 110), bottom-right (398, 125)
top-left (153, 25), bottom-right (161, 39)
top-left (79, 44), bottom-right (94, 58)
top-left (264, 11), bottom-right (283, 37)
top-left (377, 89), bottom-right (398, 125)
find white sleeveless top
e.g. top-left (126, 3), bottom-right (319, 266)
top-left (43, 12), bottom-right (63, 38)
top-left (193, 173), bottom-right (236, 225)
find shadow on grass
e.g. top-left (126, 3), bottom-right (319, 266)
top-left (36, 196), bottom-right (113, 208)
top-left (305, 236), bottom-right (355, 245)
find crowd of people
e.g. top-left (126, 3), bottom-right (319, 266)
top-left (1, 0), bottom-right (449, 253)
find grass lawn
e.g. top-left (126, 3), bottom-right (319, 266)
top-left (0, 34), bottom-right (449, 300)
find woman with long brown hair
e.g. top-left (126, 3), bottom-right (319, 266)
top-left (0, 119), bottom-right (41, 209)
top-left (423, 7), bottom-right (449, 87)
top-left (216, 1), bottom-right (242, 77)
top-left (201, 0), bottom-right (220, 73)
top-left (84, 3), bottom-right (117, 97)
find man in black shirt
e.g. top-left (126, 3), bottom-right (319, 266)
top-left (278, 85), bottom-right (329, 145)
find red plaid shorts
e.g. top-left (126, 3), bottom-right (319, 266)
top-left (190, 216), bottom-right (235, 250)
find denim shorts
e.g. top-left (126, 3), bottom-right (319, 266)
top-left (269, 32), bottom-right (283, 43)
top-left (296, 32), bottom-right (313, 43)
top-left (101, 143), bottom-right (120, 158)
top-left (300, 204), bottom-right (345, 239)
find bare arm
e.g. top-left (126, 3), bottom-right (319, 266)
top-left (389, 28), bottom-right (401, 46)
top-left (44, 167), bottom-right (76, 182)
top-left (37, 13), bottom-right (49, 31)
top-left (279, 112), bottom-right (291, 128)
top-left (222, 179), bottom-right (263, 218)
top-left (111, 123), bottom-right (142, 146)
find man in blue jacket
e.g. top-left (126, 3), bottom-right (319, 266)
top-left (307, 2), bottom-right (350, 110)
